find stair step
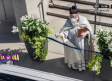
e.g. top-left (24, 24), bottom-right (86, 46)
top-left (51, 0), bottom-right (94, 10)
top-left (62, 0), bottom-right (112, 6)
top-left (50, 0), bottom-right (112, 18)
top-left (47, 8), bottom-right (112, 27)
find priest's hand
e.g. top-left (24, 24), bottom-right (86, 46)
top-left (56, 32), bottom-right (63, 38)
top-left (81, 31), bottom-right (89, 38)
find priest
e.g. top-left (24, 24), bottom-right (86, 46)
top-left (56, 4), bottom-right (94, 71)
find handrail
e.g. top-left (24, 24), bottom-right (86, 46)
top-left (38, 0), bottom-right (45, 22)
top-left (94, 0), bottom-right (99, 34)
top-left (49, 0), bottom-right (54, 7)
top-left (49, 0), bottom-right (53, 3)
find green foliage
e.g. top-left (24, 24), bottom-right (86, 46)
top-left (12, 14), bottom-right (54, 62)
top-left (87, 53), bottom-right (103, 75)
top-left (87, 27), bottom-right (112, 75)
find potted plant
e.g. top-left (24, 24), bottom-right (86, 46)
top-left (87, 26), bottom-right (112, 80)
top-left (11, 14), bottom-right (54, 62)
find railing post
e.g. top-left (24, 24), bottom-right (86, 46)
top-left (49, 0), bottom-right (54, 7)
top-left (41, 0), bottom-right (45, 22)
top-left (49, 0), bottom-right (53, 3)
top-left (94, 0), bottom-right (99, 34)
top-left (38, 0), bottom-right (45, 22)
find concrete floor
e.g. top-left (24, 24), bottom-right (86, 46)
top-left (0, 17), bottom-right (103, 81)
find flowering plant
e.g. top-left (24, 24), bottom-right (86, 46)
top-left (12, 14), bottom-right (54, 61)
top-left (87, 25), bottom-right (112, 75)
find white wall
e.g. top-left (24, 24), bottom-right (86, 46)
top-left (12, 0), bottom-right (28, 26)
top-left (0, 0), bottom-right (15, 20)
top-left (3, 0), bottom-right (15, 20)
top-left (12, 0), bottom-right (49, 26)
top-left (0, 0), bottom-right (6, 20)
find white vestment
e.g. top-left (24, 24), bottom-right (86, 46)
top-left (60, 15), bottom-right (93, 71)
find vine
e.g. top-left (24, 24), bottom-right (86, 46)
top-left (87, 53), bottom-right (103, 75)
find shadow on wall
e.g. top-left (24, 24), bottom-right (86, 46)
top-left (0, 22), bottom-right (22, 43)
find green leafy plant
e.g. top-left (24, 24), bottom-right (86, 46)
top-left (87, 53), bottom-right (103, 75)
top-left (87, 26), bottom-right (112, 75)
top-left (12, 14), bottom-right (54, 61)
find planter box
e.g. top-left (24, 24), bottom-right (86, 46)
top-left (99, 58), bottom-right (112, 81)
top-left (24, 38), bottom-right (48, 62)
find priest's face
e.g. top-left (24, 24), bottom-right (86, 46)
top-left (70, 14), bottom-right (79, 19)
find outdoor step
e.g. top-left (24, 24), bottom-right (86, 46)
top-left (62, 0), bottom-right (112, 6)
top-left (47, 8), bottom-right (112, 27)
top-left (50, 0), bottom-right (112, 18)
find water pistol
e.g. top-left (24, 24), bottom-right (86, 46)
top-left (55, 32), bottom-right (59, 37)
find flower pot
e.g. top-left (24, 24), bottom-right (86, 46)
top-left (24, 39), bottom-right (48, 62)
top-left (99, 58), bottom-right (112, 81)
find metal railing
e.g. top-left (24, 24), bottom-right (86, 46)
top-left (39, 0), bottom-right (100, 34)
top-left (94, 0), bottom-right (99, 34)
top-left (49, 0), bottom-right (53, 3)
top-left (38, 0), bottom-right (45, 22)
top-left (48, 0), bottom-right (99, 34)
